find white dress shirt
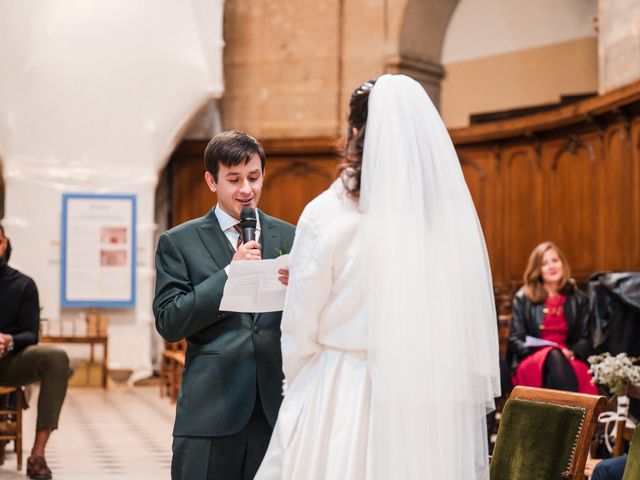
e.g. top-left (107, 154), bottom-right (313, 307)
top-left (214, 205), bottom-right (261, 274)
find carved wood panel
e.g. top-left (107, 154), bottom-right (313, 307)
top-left (594, 123), bottom-right (633, 271)
top-left (259, 157), bottom-right (338, 225)
top-left (545, 134), bottom-right (598, 278)
top-left (502, 144), bottom-right (545, 287)
top-left (171, 150), bottom-right (213, 226)
top-left (455, 124), bottom-right (640, 298)
top-left (631, 118), bottom-right (640, 268)
top-left (459, 149), bottom-right (502, 283)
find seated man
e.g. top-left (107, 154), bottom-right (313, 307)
top-left (0, 224), bottom-right (70, 480)
top-left (591, 455), bottom-right (627, 480)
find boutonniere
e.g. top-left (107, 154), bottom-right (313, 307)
top-left (277, 245), bottom-right (290, 256)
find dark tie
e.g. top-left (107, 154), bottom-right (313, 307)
top-left (233, 224), bottom-right (243, 249)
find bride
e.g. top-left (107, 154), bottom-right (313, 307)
top-left (255, 74), bottom-right (501, 479)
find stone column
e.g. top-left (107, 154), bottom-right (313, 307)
top-left (598, 0), bottom-right (640, 93)
top-left (385, 54), bottom-right (446, 108)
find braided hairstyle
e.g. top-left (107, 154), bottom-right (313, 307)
top-left (339, 78), bottom-right (376, 199)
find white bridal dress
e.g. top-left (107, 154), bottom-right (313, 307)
top-left (255, 74), bottom-right (501, 480)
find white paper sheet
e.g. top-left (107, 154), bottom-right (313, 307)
top-left (220, 255), bottom-right (290, 313)
top-left (524, 335), bottom-right (559, 348)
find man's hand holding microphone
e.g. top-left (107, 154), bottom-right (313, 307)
top-left (233, 207), bottom-right (262, 262)
top-left (233, 207), bottom-right (289, 285)
top-left (233, 241), bottom-right (261, 261)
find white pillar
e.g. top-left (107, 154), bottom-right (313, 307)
top-left (0, 0), bottom-right (225, 378)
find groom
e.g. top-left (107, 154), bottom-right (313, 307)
top-left (153, 131), bottom-right (295, 480)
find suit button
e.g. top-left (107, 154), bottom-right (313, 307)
top-left (253, 326), bottom-right (260, 334)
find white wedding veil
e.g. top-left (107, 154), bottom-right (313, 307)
top-left (360, 74), bottom-right (501, 479)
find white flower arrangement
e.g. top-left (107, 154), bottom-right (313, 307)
top-left (588, 352), bottom-right (640, 396)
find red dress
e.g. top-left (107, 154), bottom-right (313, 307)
top-left (513, 294), bottom-right (597, 394)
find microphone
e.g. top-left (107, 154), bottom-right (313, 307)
top-left (239, 207), bottom-right (257, 244)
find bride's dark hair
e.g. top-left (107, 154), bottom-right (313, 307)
top-left (340, 78), bottom-right (376, 199)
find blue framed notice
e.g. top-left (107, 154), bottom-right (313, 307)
top-left (61, 194), bottom-right (136, 308)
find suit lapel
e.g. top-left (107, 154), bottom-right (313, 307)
top-left (197, 208), bottom-right (234, 270)
top-left (258, 210), bottom-right (279, 260)
top-left (255, 210), bottom-right (280, 322)
top-left (196, 209), bottom-right (282, 318)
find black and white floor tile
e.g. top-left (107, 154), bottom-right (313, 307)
top-left (0, 386), bottom-right (174, 479)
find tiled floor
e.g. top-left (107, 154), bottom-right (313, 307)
top-left (0, 386), bottom-right (174, 479)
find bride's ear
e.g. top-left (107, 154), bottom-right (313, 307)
top-left (352, 127), bottom-right (358, 136)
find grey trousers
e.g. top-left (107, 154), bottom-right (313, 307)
top-left (172, 397), bottom-right (272, 480)
top-left (0, 345), bottom-right (70, 431)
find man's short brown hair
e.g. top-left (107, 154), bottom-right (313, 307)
top-left (204, 131), bottom-right (266, 182)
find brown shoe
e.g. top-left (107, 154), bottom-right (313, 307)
top-left (26, 456), bottom-right (52, 480)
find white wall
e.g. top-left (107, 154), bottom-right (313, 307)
top-left (0, 0), bottom-right (224, 379)
top-left (442, 0), bottom-right (597, 63)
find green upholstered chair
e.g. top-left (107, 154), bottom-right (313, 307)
top-left (490, 386), bottom-right (606, 480)
top-left (622, 426), bottom-right (640, 480)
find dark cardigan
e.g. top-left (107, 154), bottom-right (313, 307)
top-left (0, 264), bottom-right (40, 352)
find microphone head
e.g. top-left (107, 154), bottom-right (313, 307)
top-left (240, 207), bottom-right (257, 229)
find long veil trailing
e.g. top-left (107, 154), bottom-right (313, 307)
top-left (361, 75), bottom-right (501, 479)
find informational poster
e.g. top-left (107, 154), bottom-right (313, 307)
top-left (61, 194), bottom-right (136, 308)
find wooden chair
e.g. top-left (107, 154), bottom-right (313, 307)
top-left (160, 340), bottom-right (186, 403)
top-left (497, 313), bottom-right (511, 359)
top-left (159, 341), bottom-right (175, 398)
top-left (0, 386), bottom-right (24, 471)
top-left (585, 383), bottom-right (640, 477)
top-left (490, 385), bottom-right (606, 480)
top-left (170, 348), bottom-right (186, 403)
top-left (613, 383), bottom-right (640, 457)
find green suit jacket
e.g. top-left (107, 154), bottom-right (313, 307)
top-left (153, 208), bottom-right (295, 437)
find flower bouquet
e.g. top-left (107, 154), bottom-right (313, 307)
top-left (588, 352), bottom-right (640, 396)
top-left (588, 352), bottom-right (640, 452)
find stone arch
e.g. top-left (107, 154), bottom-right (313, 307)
top-left (386, 0), bottom-right (461, 108)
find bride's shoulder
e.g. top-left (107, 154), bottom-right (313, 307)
top-left (306, 179), bottom-right (355, 213)
top-left (297, 179), bottom-right (355, 227)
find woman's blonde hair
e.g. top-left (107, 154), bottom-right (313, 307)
top-left (523, 241), bottom-right (573, 303)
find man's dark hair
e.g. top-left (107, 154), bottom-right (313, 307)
top-left (204, 131), bottom-right (266, 182)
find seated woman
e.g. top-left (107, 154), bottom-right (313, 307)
top-left (508, 241), bottom-right (597, 393)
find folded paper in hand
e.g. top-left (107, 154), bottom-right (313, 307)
top-left (220, 255), bottom-right (290, 313)
top-left (524, 335), bottom-right (559, 348)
